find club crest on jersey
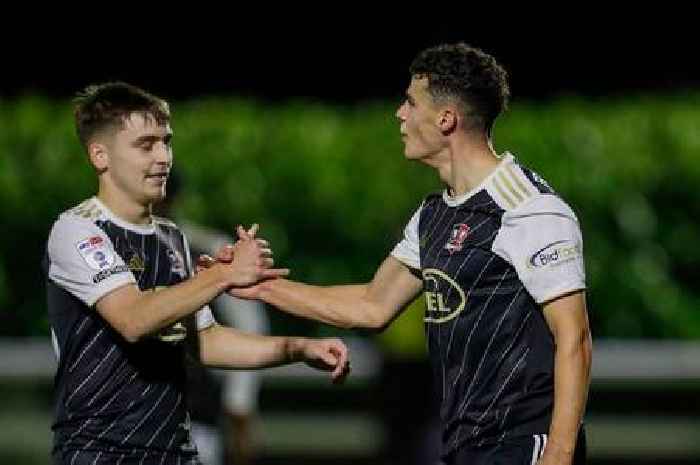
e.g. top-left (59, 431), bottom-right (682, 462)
top-left (445, 223), bottom-right (471, 254)
top-left (167, 249), bottom-right (186, 277)
top-left (76, 235), bottom-right (114, 270)
top-left (128, 253), bottom-right (145, 272)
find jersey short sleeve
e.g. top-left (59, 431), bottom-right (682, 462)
top-left (47, 215), bottom-right (136, 306)
top-left (194, 305), bottom-right (216, 330)
top-left (391, 205), bottom-right (422, 270)
top-left (492, 195), bottom-right (586, 304)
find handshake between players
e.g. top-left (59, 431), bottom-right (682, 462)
top-left (196, 224), bottom-right (350, 384)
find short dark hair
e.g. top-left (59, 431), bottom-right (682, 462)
top-left (73, 82), bottom-right (170, 149)
top-left (409, 43), bottom-right (510, 133)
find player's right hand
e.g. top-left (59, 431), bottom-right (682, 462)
top-left (197, 224), bottom-right (289, 289)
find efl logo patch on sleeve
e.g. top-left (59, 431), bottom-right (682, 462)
top-left (76, 235), bottom-right (115, 270)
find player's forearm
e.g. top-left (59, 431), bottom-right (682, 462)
top-left (257, 279), bottom-right (386, 329)
top-left (547, 328), bottom-right (592, 457)
top-left (115, 265), bottom-right (231, 342)
top-left (198, 325), bottom-right (305, 369)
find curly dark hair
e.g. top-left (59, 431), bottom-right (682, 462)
top-left (410, 43), bottom-right (510, 133)
top-left (74, 82), bottom-right (170, 150)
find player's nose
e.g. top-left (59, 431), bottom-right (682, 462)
top-left (154, 143), bottom-right (172, 165)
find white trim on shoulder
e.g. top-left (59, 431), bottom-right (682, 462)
top-left (90, 197), bottom-right (156, 235)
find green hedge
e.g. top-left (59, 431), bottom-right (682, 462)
top-left (1, 94), bottom-right (699, 339)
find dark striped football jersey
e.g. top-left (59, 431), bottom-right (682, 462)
top-left (45, 197), bottom-right (215, 465)
top-left (391, 153), bottom-right (586, 458)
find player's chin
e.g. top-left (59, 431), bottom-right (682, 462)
top-left (403, 148), bottom-right (422, 161)
top-left (144, 187), bottom-right (167, 203)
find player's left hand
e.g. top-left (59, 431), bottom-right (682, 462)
top-left (294, 337), bottom-right (351, 384)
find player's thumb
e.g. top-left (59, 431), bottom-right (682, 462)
top-left (320, 350), bottom-right (338, 367)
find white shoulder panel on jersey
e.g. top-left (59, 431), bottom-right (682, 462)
top-left (69, 197), bottom-right (105, 222)
top-left (390, 204), bottom-right (422, 270)
top-left (492, 194), bottom-right (586, 304)
top-left (485, 156), bottom-right (540, 211)
top-left (48, 210), bottom-right (136, 307)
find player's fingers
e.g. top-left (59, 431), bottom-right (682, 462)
top-left (332, 344), bottom-right (349, 380)
top-left (320, 349), bottom-right (338, 367)
top-left (260, 248), bottom-right (273, 257)
top-left (236, 225), bottom-right (252, 241)
top-left (257, 257), bottom-right (275, 269)
top-left (197, 254), bottom-right (216, 268)
top-left (213, 244), bottom-right (234, 261)
top-left (333, 360), bottom-right (351, 384)
top-left (255, 238), bottom-right (269, 248)
top-left (261, 268), bottom-right (290, 278)
top-left (227, 287), bottom-right (256, 300)
top-left (247, 223), bottom-right (259, 238)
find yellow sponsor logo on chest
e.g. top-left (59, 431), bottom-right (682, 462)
top-left (422, 268), bottom-right (466, 324)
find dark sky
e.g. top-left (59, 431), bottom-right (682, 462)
top-left (2, 24), bottom-right (697, 103)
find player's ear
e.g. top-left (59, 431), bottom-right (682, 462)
top-left (437, 107), bottom-right (458, 135)
top-left (88, 141), bottom-right (109, 173)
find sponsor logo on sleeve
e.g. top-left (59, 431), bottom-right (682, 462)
top-left (527, 240), bottom-right (581, 269)
top-left (76, 235), bottom-right (115, 270)
top-left (92, 264), bottom-right (130, 283)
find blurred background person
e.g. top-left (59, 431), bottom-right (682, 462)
top-left (157, 170), bottom-right (270, 465)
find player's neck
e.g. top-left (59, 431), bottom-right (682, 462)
top-left (445, 134), bottom-right (500, 197)
top-left (97, 187), bottom-right (153, 226)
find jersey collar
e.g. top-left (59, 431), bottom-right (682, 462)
top-left (91, 197), bottom-right (156, 235)
top-left (442, 152), bottom-right (515, 207)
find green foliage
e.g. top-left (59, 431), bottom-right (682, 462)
top-left (1, 93), bottom-right (698, 338)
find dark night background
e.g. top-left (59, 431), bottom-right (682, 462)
top-left (2, 24), bottom-right (697, 103)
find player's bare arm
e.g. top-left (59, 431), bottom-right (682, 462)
top-left (95, 235), bottom-right (285, 342)
top-left (196, 324), bottom-right (350, 383)
top-left (538, 291), bottom-right (592, 465)
top-left (231, 256), bottom-right (423, 330)
top-left (196, 224), bottom-right (421, 330)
